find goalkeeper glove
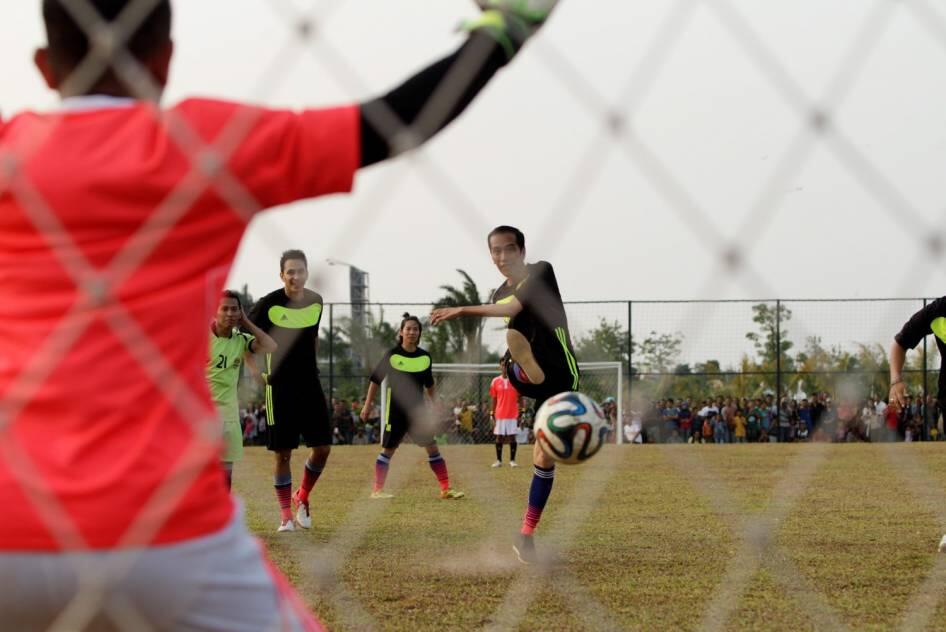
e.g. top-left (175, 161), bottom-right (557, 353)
top-left (463, 0), bottom-right (560, 60)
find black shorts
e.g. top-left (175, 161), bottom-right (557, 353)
top-left (381, 410), bottom-right (436, 450)
top-left (507, 359), bottom-right (578, 411)
top-left (265, 380), bottom-right (331, 451)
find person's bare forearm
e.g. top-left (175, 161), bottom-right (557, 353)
top-left (364, 382), bottom-right (379, 411)
top-left (889, 340), bottom-right (906, 383)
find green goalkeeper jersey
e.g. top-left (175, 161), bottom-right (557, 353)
top-left (207, 328), bottom-right (255, 423)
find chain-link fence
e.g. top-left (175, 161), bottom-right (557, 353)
top-left (5, 0), bottom-right (946, 630)
top-left (239, 298), bottom-right (940, 444)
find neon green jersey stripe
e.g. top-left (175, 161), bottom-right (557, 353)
top-left (555, 327), bottom-right (580, 390)
top-left (932, 317), bottom-right (946, 344)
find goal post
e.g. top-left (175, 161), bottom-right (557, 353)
top-left (426, 361), bottom-right (625, 444)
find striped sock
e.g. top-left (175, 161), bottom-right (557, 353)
top-left (374, 453), bottom-right (391, 492)
top-left (428, 452), bottom-right (450, 492)
top-left (274, 474), bottom-right (292, 522)
top-left (297, 459), bottom-right (323, 503)
top-left (521, 464), bottom-right (555, 535)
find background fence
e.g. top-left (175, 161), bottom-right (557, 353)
top-left (237, 297), bottom-right (942, 441)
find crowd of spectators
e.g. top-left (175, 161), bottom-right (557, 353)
top-left (624, 392), bottom-right (942, 444)
top-left (241, 390), bottom-right (941, 448)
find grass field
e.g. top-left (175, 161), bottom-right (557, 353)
top-left (234, 443), bottom-right (946, 631)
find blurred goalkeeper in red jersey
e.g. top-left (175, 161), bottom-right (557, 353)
top-left (0, 0), bottom-right (560, 629)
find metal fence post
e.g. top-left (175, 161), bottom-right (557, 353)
top-left (328, 303), bottom-right (334, 402)
top-left (627, 300), bottom-right (633, 418)
top-left (923, 298), bottom-right (929, 440)
top-left (776, 300), bottom-right (782, 428)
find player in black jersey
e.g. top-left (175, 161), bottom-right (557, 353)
top-left (250, 250), bottom-right (330, 533)
top-left (431, 226), bottom-right (579, 563)
top-left (889, 296), bottom-right (946, 552)
top-left (359, 314), bottom-right (465, 500)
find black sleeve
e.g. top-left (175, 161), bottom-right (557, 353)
top-left (514, 261), bottom-right (557, 313)
top-left (359, 31), bottom-right (510, 167)
top-left (422, 353), bottom-right (434, 389)
top-left (370, 351), bottom-right (391, 385)
top-left (895, 297), bottom-right (946, 350)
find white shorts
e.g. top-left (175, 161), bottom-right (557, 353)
top-left (0, 503), bottom-right (322, 631)
top-left (494, 419), bottom-right (518, 436)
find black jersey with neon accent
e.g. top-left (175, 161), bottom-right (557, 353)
top-left (895, 296), bottom-right (946, 403)
top-left (370, 345), bottom-right (434, 420)
top-left (491, 261), bottom-right (579, 391)
top-left (250, 288), bottom-right (323, 385)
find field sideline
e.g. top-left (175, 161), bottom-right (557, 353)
top-left (234, 444), bottom-right (946, 631)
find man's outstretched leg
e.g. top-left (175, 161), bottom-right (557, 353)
top-left (514, 441), bottom-right (555, 564)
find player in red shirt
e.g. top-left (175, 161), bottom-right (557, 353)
top-left (0, 1), bottom-right (560, 628)
top-left (490, 356), bottom-right (521, 467)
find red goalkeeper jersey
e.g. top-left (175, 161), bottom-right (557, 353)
top-left (0, 97), bottom-right (359, 550)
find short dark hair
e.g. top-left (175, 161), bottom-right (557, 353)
top-left (397, 313), bottom-right (423, 345)
top-left (487, 225), bottom-right (525, 251)
top-left (42, 0), bottom-right (172, 70)
top-left (280, 249), bottom-right (308, 273)
top-left (221, 290), bottom-right (242, 310)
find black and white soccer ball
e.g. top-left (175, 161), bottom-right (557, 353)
top-left (533, 392), bottom-right (608, 465)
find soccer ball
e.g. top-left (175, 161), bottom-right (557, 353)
top-left (533, 392), bottom-right (608, 465)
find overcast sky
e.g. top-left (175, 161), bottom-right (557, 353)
top-left (4, 1), bottom-right (946, 357)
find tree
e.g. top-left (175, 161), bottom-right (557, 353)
top-left (433, 269), bottom-right (486, 362)
top-left (745, 303), bottom-right (793, 369)
top-left (638, 331), bottom-right (683, 374)
top-left (574, 318), bottom-right (630, 363)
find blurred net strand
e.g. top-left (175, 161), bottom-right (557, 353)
top-left (711, 0), bottom-right (932, 232)
top-left (708, 0), bottom-right (897, 242)
top-left (908, 0), bottom-right (946, 57)
top-left (0, 0), bottom-right (297, 629)
top-left (484, 447), bottom-right (629, 632)
top-left (6, 1), bottom-right (946, 631)
top-left (612, 0), bottom-right (933, 381)
top-left (669, 0), bottom-right (901, 352)
top-left (665, 446), bottom-right (852, 632)
top-left (878, 445), bottom-right (946, 631)
top-left (533, 0), bottom-right (700, 254)
top-left (267, 3), bottom-right (504, 246)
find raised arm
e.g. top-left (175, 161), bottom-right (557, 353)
top-left (240, 309), bottom-right (277, 354)
top-left (359, 1), bottom-right (559, 167)
top-left (430, 299), bottom-right (522, 325)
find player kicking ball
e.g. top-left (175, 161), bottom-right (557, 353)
top-left (207, 290), bottom-right (277, 491)
top-left (0, 1), bottom-right (561, 628)
top-left (359, 314), bottom-right (465, 500)
top-left (431, 226), bottom-right (579, 564)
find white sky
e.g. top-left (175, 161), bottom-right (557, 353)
top-left (4, 1), bottom-right (946, 358)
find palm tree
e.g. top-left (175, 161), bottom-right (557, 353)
top-left (434, 269), bottom-right (485, 363)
